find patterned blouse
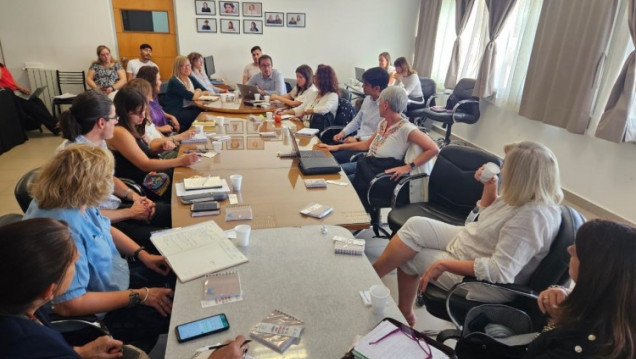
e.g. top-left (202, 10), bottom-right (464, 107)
top-left (89, 62), bottom-right (123, 88)
top-left (367, 118), bottom-right (417, 159)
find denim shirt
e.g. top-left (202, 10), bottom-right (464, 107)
top-left (23, 202), bottom-right (129, 304)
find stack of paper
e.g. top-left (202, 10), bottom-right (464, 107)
top-left (183, 176), bottom-right (223, 190)
top-left (181, 133), bottom-right (209, 144)
top-left (295, 128), bottom-right (319, 137)
top-left (300, 203), bottom-right (333, 219)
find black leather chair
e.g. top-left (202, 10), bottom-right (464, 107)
top-left (0, 89), bottom-right (28, 154)
top-left (386, 145), bottom-right (501, 235)
top-left (424, 205), bottom-right (586, 332)
top-left (52, 70), bottom-right (86, 120)
top-left (419, 78), bottom-right (480, 146)
top-left (404, 77), bottom-right (437, 124)
top-left (0, 213), bottom-right (23, 227)
top-left (14, 168), bottom-right (40, 213)
top-left (285, 82), bottom-right (292, 93)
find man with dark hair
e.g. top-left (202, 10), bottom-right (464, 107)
top-left (242, 46), bottom-right (262, 84)
top-left (126, 43), bottom-right (157, 81)
top-left (247, 54), bottom-right (286, 95)
top-left (331, 67), bottom-right (389, 162)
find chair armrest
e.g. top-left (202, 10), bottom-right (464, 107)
top-left (366, 173), bottom-right (394, 208)
top-left (436, 328), bottom-right (462, 344)
top-left (425, 94), bottom-right (437, 108)
top-left (451, 99), bottom-right (479, 123)
top-left (319, 126), bottom-right (345, 142)
top-left (349, 152), bottom-right (365, 163)
top-left (390, 172), bottom-right (430, 208)
top-left (119, 178), bottom-right (145, 197)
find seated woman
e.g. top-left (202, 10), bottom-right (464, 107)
top-left (525, 220), bottom-right (636, 359)
top-left (136, 65), bottom-right (181, 134)
top-left (271, 64), bottom-right (317, 108)
top-left (86, 45), bottom-right (126, 95)
top-left (394, 57), bottom-right (423, 103)
top-left (280, 64), bottom-right (339, 128)
top-left (164, 55), bottom-right (210, 131)
top-left (59, 90), bottom-right (171, 251)
top-left (372, 140), bottom-right (563, 327)
top-left (188, 52), bottom-right (225, 95)
top-left (107, 86), bottom-right (199, 202)
top-left (23, 145), bottom-right (176, 352)
top-left (379, 52), bottom-right (396, 86)
top-left (0, 219), bottom-right (125, 358)
top-left (319, 86), bottom-right (439, 211)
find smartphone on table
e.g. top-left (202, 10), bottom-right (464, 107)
top-left (175, 313), bottom-right (230, 343)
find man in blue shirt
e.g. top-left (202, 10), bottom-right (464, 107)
top-left (247, 54), bottom-right (287, 96)
top-left (331, 67), bottom-right (389, 163)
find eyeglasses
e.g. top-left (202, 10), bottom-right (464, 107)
top-left (106, 115), bottom-right (119, 122)
top-left (369, 326), bottom-right (432, 358)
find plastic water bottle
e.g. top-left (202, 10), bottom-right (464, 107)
top-left (465, 206), bottom-right (480, 224)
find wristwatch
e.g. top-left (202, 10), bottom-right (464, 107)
top-left (128, 289), bottom-right (141, 307)
top-left (409, 162), bottom-right (416, 169)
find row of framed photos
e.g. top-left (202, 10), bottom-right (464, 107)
top-left (195, 1), bottom-right (306, 27)
top-left (197, 18), bottom-right (266, 34)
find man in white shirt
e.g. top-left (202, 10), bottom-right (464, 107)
top-left (331, 67), bottom-right (389, 163)
top-left (247, 54), bottom-right (286, 96)
top-left (126, 43), bottom-right (158, 81)
top-left (242, 46), bottom-right (262, 84)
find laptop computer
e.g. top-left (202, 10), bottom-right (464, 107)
top-left (236, 83), bottom-right (260, 101)
top-left (289, 130), bottom-right (341, 175)
top-left (354, 67), bottom-right (365, 82)
top-left (18, 86), bottom-right (47, 101)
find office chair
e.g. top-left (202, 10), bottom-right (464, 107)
top-left (52, 70), bottom-right (87, 119)
top-left (0, 213), bottom-right (23, 227)
top-left (386, 145), bottom-right (501, 235)
top-left (285, 81), bottom-right (292, 93)
top-left (404, 77), bottom-right (437, 125)
top-left (318, 88), bottom-right (357, 144)
top-left (419, 78), bottom-right (480, 147)
top-left (424, 205), bottom-right (585, 333)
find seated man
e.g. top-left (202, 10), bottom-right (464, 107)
top-left (330, 67), bottom-right (389, 163)
top-left (247, 54), bottom-right (287, 96)
top-left (126, 43), bottom-right (158, 81)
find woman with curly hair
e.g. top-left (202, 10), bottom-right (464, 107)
top-left (281, 64), bottom-right (339, 121)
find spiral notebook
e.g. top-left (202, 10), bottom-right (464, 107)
top-left (333, 236), bottom-right (365, 256)
top-left (250, 310), bottom-right (304, 353)
top-left (201, 271), bottom-right (243, 308)
top-left (225, 204), bottom-right (253, 221)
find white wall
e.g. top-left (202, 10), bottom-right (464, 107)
top-left (451, 101), bottom-right (636, 224)
top-left (174, 0), bottom-right (420, 85)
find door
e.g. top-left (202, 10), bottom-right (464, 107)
top-left (112, 0), bottom-right (177, 81)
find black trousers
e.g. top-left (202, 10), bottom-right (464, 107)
top-left (112, 201), bottom-right (172, 254)
top-left (174, 106), bottom-right (202, 132)
top-left (13, 95), bottom-right (58, 134)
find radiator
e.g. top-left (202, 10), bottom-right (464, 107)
top-left (25, 67), bottom-right (57, 113)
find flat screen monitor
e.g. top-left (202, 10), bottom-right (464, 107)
top-left (354, 67), bottom-right (365, 82)
top-left (204, 56), bottom-right (215, 78)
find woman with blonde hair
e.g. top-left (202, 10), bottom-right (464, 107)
top-left (164, 55), bottom-right (210, 130)
top-left (373, 141), bottom-right (564, 327)
top-left (23, 144), bottom-right (175, 352)
top-left (378, 51), bottom-right (396, 86)
top-left (86, 45), bottom-right (127, 95)
top-left (394, 56), bottom-right (423, 102)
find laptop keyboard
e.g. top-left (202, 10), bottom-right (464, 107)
top-left (299, 151), bottom-right (327, 158)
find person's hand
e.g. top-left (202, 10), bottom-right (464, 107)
top-left (142, 287), bottom-right (174, 317)
top-left (305, 108), bottom-right (314, 115)
top-left (332, 131), bottom-right (345, 142)
top-left (18, 87), bottom-right (31, 95)
top-left (127, 199), bottom-right (152, 222)
top-left (343, 137), bottom-right (359, 143)
top-left (162, 141), bottom-right (177, 151)
top-left (177, 129), bottom-right (196, 141)
top-left (537, 286), bottom-right (569, 317)
top-left (317, 143), bottom-right (339, 152)
top-left (208, 335), bottom-right (249, 359)
top-left (385, 164), bottom-right (411, 180)
top-left (103, 87), bottom-right (113, 94)
top-left (474, 164), bottom-right (498, 186)
top-left (419, 260), bottom-right (447, 293)
top-left (138, 197), bottom-right (156, 219)
top-left (202, 91), bottom-right (210, 96)
top-left (139, 252), bottom-right (171, 276)
top-left (168, 115), bottom-right (181, 132)
top-left (180, 152), bottom-right (201, 166)
top-left (75, 335), bottom-right (123, 359)
top-left (270, 94), bottom-right (281, 102)
top-left (258, 88), bottom-right (265, 95)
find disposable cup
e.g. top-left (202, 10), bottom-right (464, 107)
top-left (264, 95), bottom-right (270, 103)
top-left (480, 162), bottom-right (501, 183)
top-left (266, 112), bottom-right (273, 120)
top-left (212, 141), bottom-right (222, 153)
top-left (235, 224), bottom-right (251, 247)
top-left (195, 125), bottom-right (204, 134)
top-left (216, 116), bottom-right (225, 126)
top-left (370, 284), bottom-right (390, 315)
top-left (230, 174), bottom-right (243, 191)
top-left (254, 93), bottom-right (261, 101)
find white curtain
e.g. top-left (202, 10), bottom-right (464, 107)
top-left (430, 0), bottom-right (456, 89)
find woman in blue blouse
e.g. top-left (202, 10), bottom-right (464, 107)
top-left (164, 55), bottom-right (210, 131)
top-left (23, 144), bottom-right (175, 352)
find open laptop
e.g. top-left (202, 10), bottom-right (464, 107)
top-left (354, 67), bottom-right (365, 82)
top-left (289, 130), bottom-right (341, 175)
top-left (18, 86), bottom-right (46, 101)
top-left (236, 83), bottom-right (260, 101)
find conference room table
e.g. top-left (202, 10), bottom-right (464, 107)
top-left (171, 112), bottom-right (370, 231)
top-left (165, 225), bottom-right (404, 359)
top-left (195, 97), bottom-right (274, 114)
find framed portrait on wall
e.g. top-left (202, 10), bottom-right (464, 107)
top-left (287, 13), bottom-right (305, 28)
top-left (196, 18), bottom-right (217, 33)
top-left (242, 2), bottom-right (262, 17)
top-left (264, 12), bottom-right (284, 27)
top-left (219, 1), bottom-right (239, 16)
top-left (220, 19), bottom-right (240, 34)
top-left (243, 20), bottom-right (263, 34)
top-left (195, 1), bottom-right (216, 15)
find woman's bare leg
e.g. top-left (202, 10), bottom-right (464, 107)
top-left (397, 268), bottom-right (420, 327)
top-left (372, 235), bottom-right (417, 277)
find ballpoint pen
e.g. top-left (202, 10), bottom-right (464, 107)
top-left (196, 340), bottom-right (251, 352)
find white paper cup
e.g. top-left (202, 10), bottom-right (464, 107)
top-left (370, 284), bottom-right (390, 315)
top-left (254, 93), bottom-right (261, 101)
top-left (480, 162), bottom-right (501, 183)
top-left (235, 224), bottom-right (251, 247)
top-left (212, 141), bottom-right (222, 153)
top-left (195, 125), bottom-right (204, 134)
top-left (230, 174), bottom-right (243, 191)
top-left (264, 95), bottom-right (270, 103)
top-left (216, 116), bottom-right (225, 126)
top-left (266, 112), bottom-right (273, 120)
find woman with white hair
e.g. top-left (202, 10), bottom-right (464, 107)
top-left (373, 141), bottom-right (564, 327)
top-left (319, 86), bottom-right (439, 211)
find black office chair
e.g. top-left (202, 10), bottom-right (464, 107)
top-left (318, 89), bottom-right (357, 144)
top-left (424, 205), bottom-right (585, 333)
top-left (419, 78), bottom-right (480, 147)
top-left (285, 82), bottom-right (292, 93)
top-left (0, 213), bottom-right (23, 227)
top-left (386, 145), bottom-right (501, 235)
top-left (404, 77), bottom-right (437, 125)
top-left (52, 70), bottom-right (87, 120)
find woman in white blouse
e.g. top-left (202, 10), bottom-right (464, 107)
top-left (271, 64), bottom-right (317, 108)
top-left (188, 52), bottom-right (222, 94)
top-left (394, 57), bottom-right (423, 102)
top-left (281, 64), bottom-right (339, 120)
top-left (373, 140), bottom-right (564, 327)
top-left (379, 52), bottom-right (396, 86)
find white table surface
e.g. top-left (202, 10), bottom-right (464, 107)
top-left (165, 225), bottom-right (404, 358)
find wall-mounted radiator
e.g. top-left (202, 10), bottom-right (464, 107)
top-left (25, 67), bottom-right (57, 113)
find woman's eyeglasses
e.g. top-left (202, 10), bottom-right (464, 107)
top-left (369, 326), bottom-right (432, 358)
